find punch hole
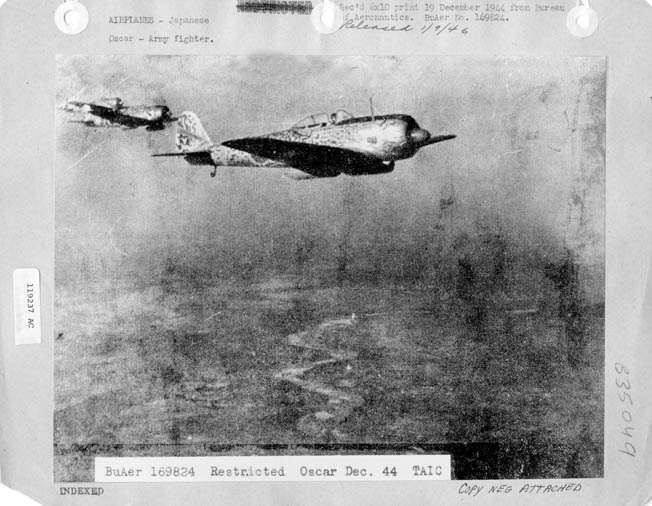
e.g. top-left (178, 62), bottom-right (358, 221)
top-left (64, 9), bottom-right (81, 27)
top-left (54, 0), bottom-right (89, 35)
top-left (311, 0), bottom-right (344, 34)
top-left (566, 0), bottom-right (598, 38)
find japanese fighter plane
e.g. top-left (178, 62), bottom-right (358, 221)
top-left (65, 97), bottom-right (176, 130)
top-left (152, 109), bottom-right (456, 179)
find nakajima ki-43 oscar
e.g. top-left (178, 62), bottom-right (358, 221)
top-left (63, 97), bottom-right (177, 131)
top-left (152, 107), bottom-right (456, 179)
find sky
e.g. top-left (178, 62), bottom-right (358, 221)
top-left (55, 55), bottom-right (606, 287)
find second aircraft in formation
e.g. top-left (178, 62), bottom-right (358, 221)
top-left (65, 97), bottom-right (177, 131)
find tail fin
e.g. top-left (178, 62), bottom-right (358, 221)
top-left (176, 111), bottom-right (213, 153)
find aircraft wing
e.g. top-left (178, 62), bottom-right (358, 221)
top-left (67, 101), bottom-right (118, 119)
top-left (222, 137), bottom-right (388, 178)
top-left (66, 101), bottom-right (151, 127)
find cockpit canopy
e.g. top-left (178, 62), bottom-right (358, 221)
top-left (99, 97), bottom-right (124, 110)
top-left (291, 109), bottom-right (354, 129)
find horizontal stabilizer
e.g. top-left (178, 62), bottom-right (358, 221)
top-left (152, 150), bottom-right (214, 167)
top-left (151, 151), bottom-right (206, 157)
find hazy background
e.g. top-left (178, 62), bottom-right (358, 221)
top-left (55, 55), bottom-right (605, 288)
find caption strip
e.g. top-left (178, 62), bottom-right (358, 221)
top-left (95, 455), bottom-right (451, 482)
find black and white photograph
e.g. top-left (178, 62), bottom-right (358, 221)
top-left (54, 55), bottom-right (605, 482)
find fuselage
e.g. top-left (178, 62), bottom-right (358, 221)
top-left (208, 115), bottom-right (432, 168)
top-left (79, 102), bottom-right (173, 129)
top-left (119, 105), bottom-right (172, 123)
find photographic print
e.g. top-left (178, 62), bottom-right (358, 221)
top-left (54, 55), bottom-right (605, 481)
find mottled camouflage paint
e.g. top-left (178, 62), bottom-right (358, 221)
top-left (174, 111), bottom-right (423, 169)
top-left (67, 97), bottom-right (173, 129)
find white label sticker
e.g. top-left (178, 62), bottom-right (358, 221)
top-left (13, 268), bottom-right (41, 345)
top-left (95, 455), bottom-right (451, 482)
